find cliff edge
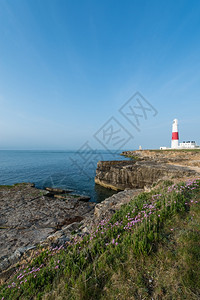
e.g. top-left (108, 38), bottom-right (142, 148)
top-left (95, 150), bottom-right (200, 190)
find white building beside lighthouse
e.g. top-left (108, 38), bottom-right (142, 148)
top-left (179, 141), bottom-right (198, 149)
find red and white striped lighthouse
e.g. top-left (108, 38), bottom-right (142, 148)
top-left (171, 119), bottom-right (179, 149)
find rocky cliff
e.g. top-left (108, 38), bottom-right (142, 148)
top-left (95, 150), bottom-right (200, 190)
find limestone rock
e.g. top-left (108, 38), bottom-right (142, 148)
top-left (95, 160), bottom-right (198, 190)
top-left (54, 194), bottom-right (90, 202)
top-left (45, 187), bottom-right (72, 194)
top-left (81, 189), bottom-right (142, 233)
top-left (0, 183), bottom-right (95, 273)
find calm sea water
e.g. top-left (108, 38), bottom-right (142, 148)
top-left (0, 150), bottom-right (130, 202)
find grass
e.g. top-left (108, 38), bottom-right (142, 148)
top-left (122, 148), bottom-right (200, 159)
top-left (127, 155), bottom-right (140, 161)
top-left (121, 154), bottom-right (141, 160)
top-left (0, 185), bottom-right (14, 190)
top-left (148, 149), bottom-right (200, 152)
top-left (103, 199), bottom-right (200, 299)
top-left (0, 179), bottom-right (200, 299)
top-left (0, 183), bottom-right (30, 190)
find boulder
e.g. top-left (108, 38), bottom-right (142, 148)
top-left (45, 187), bottom-right (73, 194)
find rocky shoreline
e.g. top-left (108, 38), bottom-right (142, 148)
top-left (0, 183), bottom-right (95, 280)
top-left (1, 149), bottom-right (200, 283)
top-left (0, 183), bottom-right (141, 283)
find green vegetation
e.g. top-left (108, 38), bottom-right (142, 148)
top-left (0, 183), bottom-right (28, 190)
top-left (122, 154), bottom-right (141, 161)
top-left (148, 149), bottom-right (200, 152)
top-left (0, 185), bottom-right (13, 190)
top-left (1, 179), bottom-right (200, 299)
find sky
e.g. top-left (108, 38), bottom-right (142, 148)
top-left (0, 0), bottom-right (200, 150)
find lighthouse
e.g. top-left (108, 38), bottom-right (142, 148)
top-left (160, 118), bottom-right (199, 150)
top-left (171, 119), bottom-right (179, 149)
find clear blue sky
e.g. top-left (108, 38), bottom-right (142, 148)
top-left (0, 0), bottom-right (200, 150)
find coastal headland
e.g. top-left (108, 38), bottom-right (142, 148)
top-left (1, 149), bottom-right (200, 285)
top-left (95, 149), bottom-right (200, 190)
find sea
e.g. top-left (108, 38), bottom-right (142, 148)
top-left (0, 150), bottom-right (130, 203)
